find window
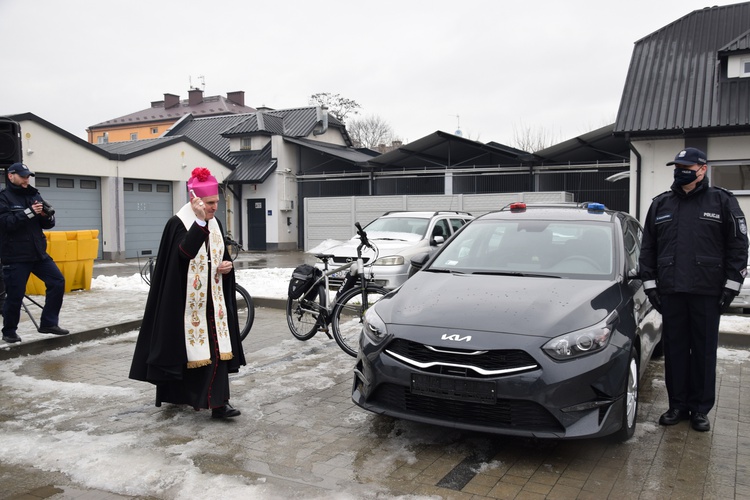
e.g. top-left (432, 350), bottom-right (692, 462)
top-left (156, 184), bottom-right (170, 193)
top-left (35, 177), bottom-right (50, 188)
top-left (124, 182), bottom-right (133, 191)
top-left (151, 127), bottom-right (158, 134)
top-left (138, 183), bottom-right (152, 192)
top-left (710, 163), bottom-right (750, 192)
top-left (97, 133), bottom-right (108, 144)
top-left (130, 133), bottom-right (138, 141)
top-left (241, 137), bottom-right (252, 150)
top-left (80, 180), bottom-right (97, 189)
top-left (56, 178), bottom-right (74, 189)
top-left (743, 58), bottom-right (750, 77)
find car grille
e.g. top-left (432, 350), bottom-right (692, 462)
top-left (385, 339), bottom-right (539, 378)
top-left (372, 383), bottom-right (563, 432)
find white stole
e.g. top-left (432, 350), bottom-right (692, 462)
top-left (176, 203), bottom-right (233, 368)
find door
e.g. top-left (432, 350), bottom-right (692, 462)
top-left (247, 198), bottom-right (267, 250)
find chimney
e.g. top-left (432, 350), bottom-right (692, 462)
top-left (313, 106), bottom-right (329, 136)
top-left (227, 91), bottom-right (245, 107)
top-left (188, 88), bottom-right (204, 106)
top-left (164, 93), bottom-right (180, 109)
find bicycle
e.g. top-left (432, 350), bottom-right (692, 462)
top-left (139, 235), bottom-right (255, 341)
top-left (286, 222), bottom-right (389, 357)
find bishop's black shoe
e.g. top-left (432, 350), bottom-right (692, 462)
top-left (659, 408), bottom-right (690, 426)
top-left (690, 412), bottom-right (710, 432)
top-left (211, 403), bottom-right (241, 419)
top-left (38, 325), bottom-right (70, 335)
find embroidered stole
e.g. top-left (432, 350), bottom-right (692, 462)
top-left (176, 203), bottom-right (234, 368)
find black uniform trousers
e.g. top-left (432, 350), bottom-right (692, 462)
top-left (660, 293), bottom-right (721, 414)
top-left (1, 255), bottom-right (65, 335)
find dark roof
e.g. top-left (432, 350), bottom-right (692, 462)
top-left (367, 131), bottom-right (529, 169)
top-left (89, 94), bottom-right (256, 130)
top-left (615, 2), bottom-right (750, 136)
top-left (225, 143), bottom-right (277, 183)
top-left (164, 108), bottom-right (358, 183)
top-left (530, 124), bottom-right (630, 164)
top-left (283, 137), bottom-right (378, 163)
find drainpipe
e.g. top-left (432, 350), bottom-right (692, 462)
top-left (627, 139), bottom-right (642, 220)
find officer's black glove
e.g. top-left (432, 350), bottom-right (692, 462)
top-left (645, 289), bottom-right (662, 314)
top-left (719, 288), bottom-right (738, 313)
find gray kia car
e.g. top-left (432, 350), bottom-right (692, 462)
top-left (352, 202), bottom-right (663, 441)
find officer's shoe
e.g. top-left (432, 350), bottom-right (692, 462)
top-left (659, 408), bottom-right (690, 425)
top-left (2, 332), bottom-right (21, 343)
top-left (691, 412), bottom-right (711, 432)
top-left (38, 325), bottom-right (70, 335)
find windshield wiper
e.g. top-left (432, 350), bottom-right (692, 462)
top-left (471, 271), bottom-right (562, 278)
top-left (425, 268), bottom-right (465, 275)
top-left (373, 237), bottom-right (408, 241)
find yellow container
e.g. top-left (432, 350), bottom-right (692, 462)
top-left (26, 230), bottom-right (100, 294)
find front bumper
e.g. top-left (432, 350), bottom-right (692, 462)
top-left (352, 329), bottom-right (631, 440)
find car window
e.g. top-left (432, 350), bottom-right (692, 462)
top-left (431, 219), bottom-right (451, 240)
top-left (622, 218), bottom-right (641, 271)
top-left (430, 219), bottom-right (614, 279)
top-left (362, 217), bottom-right (428, 240)
top-left (449, 218), bottom-right (468, 233)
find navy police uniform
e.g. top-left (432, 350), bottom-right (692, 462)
top-left (640, 175), bottom-right (748, 418)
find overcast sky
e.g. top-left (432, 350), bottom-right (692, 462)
top-left (0, 0), bottom-right (734, 147)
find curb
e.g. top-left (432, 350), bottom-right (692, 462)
top-left (0, 297), bottom-right (289, 362)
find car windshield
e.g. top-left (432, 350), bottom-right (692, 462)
top-left (429, 219), bottom-right (615, 279)
top-left (358, 217), bottom-right (428, 242)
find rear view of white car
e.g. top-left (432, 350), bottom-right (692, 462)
top-left (320, 211), bottom-right (473, 290)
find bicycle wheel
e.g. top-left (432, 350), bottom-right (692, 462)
top-left (286, 288), bottom-right (325, 341)
top-left (331, 284), bottom-right (388, 357)
top-left (235, 284), bottom-right (255, 341)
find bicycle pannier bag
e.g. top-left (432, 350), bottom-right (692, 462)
top-left (288, 264), bottom-right (321, 299)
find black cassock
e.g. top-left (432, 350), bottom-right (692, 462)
top-left (129, 215), bottom-right (246, 409)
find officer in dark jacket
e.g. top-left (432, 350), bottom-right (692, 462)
top-left (0, 163), bottom-right (69, 343)
top-left (640, 147), bottom-right (748, 432)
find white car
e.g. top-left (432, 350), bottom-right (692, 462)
top-left (320, 211), bottom-right (474, 290)
top-left (730, 257), bottom-right (750, 313)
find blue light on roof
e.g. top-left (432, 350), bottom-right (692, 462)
top-left (587, 203), bottom-right (606, 213)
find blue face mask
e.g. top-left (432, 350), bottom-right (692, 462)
top-left (674, 168), bottom-right (699, 186)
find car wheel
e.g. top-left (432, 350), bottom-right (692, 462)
top-left (614, 347), bottom-right (639, 441)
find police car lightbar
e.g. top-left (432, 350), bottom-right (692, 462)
top-left (509, 202), bottom-right (526, 212)
top-left (586, 202), bottom-right (606, 213)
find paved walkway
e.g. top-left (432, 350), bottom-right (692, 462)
top-left (0, 252), bottom-right (749, 499)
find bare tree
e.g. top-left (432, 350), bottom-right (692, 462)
top-left (309, 93), bottom-right (361, 123)
top-left (510, 122), bottom-right (559, 153)
top-left (347, 114), bottom-right (398, 149)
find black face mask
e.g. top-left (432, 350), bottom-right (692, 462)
top-left (674, 168), bottom-right (699, 186)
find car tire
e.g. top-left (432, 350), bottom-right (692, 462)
top-left (614, 347), bottom-right (639, 441)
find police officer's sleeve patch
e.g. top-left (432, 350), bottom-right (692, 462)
top-left (739, 217), bottom-right (747, 235)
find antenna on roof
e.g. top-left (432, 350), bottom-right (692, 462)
top-left (454, 114), bottom-right (463, 137)
top-left (189, 75), bottom-right (206, 91)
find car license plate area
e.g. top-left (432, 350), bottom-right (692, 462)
top-left (411, 373), bottom-right (496, 404)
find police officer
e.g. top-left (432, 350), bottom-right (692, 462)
top-left (0, 163), bottom-right (68, 343)
top-left (640, 147), bottom-right (748, 432)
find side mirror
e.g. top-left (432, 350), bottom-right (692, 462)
top-left (409, 252), bottom-right (431, 277)
top-left (627, 268), bottom-right (640, 280)
top-left (431, 235), bottom-right (445, 246)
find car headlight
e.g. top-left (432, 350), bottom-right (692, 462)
top-left (373, 255), bottom-right (405, 266)
top-left (362, 307), bottom-right (388, 343)
top-left (542, 313), bottom-right (617, 361)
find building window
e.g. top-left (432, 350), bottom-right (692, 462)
top-left (130, 133), bottom-right (138, 141)
top-left (80, 180), bottom-right (97, 189)
top-left (35, 177), bottom-right (50, 188)
top-left (56, 178), bottom-right (74, 188)
top-left (151, 127), bottom-right (158, 134)
top-left (711, 163), bottom-right (750, 192)
top-left (138, 183), bottom-right (152, 192)
top-left (124, 182), bottom-right (133, 191)
top-left (743, 58), bottom-right (750, 77)
top-left (241, 137), bottom-right (252, 150)
top-left (97, 132), bottom-right (108, 144)
top-left (156, 184), bottom-right (170, 193)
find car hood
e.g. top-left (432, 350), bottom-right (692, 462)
top-left (377, 272), bottom-right (623, 338)
top-left (328, 237), bottom-right (422, 258)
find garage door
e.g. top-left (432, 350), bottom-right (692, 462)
top-left (124, 179), bottom-right (174, 258)
top-left (33, 174), bottom-right (103, 258)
